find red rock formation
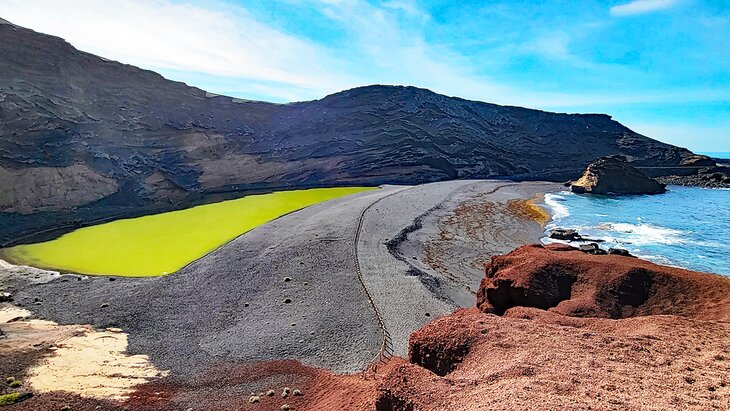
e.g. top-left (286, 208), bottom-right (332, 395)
top-left (478, 243), bottom-right (730, 320)
top-left (387, 244), bottom-right (730, 410)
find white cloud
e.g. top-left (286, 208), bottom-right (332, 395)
top-left (1, 0), bottom-right (359, 99)
top-left (610, 0), bottom-right (680, 16)
top-left (2, 0), bottom-right (727, 116)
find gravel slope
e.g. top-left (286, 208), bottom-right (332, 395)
top-left (6, 181), bottom-right (555, 381)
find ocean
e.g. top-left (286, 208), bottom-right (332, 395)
top-left (543, 185), bottom-right (730, 277)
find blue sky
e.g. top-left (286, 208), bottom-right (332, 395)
top-left (3, 0), bottom-right (729, 151)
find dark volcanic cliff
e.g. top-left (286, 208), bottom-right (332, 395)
top-left (0, 18), bottom-right (697, 244)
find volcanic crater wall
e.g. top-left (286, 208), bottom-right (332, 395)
top-left (0, 18), bottom-right (699, 243)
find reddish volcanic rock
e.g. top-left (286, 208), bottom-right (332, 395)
top-left (478, 243), bottom-right (730, 320)
top-left (397, 307), bottom-right (730, 410)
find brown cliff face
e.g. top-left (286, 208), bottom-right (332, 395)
top-left (569, 156), bottom-right (667, 195)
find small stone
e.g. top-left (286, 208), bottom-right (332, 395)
top-left (281, 405), bottom-right (290, 411)
top-left (248, 395), bottom-right (260, 403)
top-left (5, 377), bottom-right (15, 383)
top-left (425, 312), bottom-right (431, 317)
top-left (309, 331), bottom-right (315, 335)
top-left (266, 389), bottom-right (275, 397)
top-left (283, 277), bottom-right (292, 282)
top-left (106, 327), bottom-right (123, 333)
top-left (244, 303), bottom-right (249, 307)
top-left (293, 389), bottom-right (303, 396)
top-left (61, 405), bottom-right (71, 411)
top-left (282, 387), bottom-right (291, 397)
top-left (284, 298), bottom-right (292, 304)
top-left (109, 277), bottom-right (116, 281)
top-left (100, 303), bottom-right (109, 308)
top-left (290, 323), bottom-right (296, 327)
top-left (303, 282), bottom-right (308, 286)
top-left (0, 292), bottom-right (11, 302)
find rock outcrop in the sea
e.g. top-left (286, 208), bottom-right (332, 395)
top-left (0, 18), bottom-right (702, 244)
top-left (568, 156), bottom-right (667, 195)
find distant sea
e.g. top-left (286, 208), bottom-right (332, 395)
top-left (700, 151), bottom-right (730, 160)
top-left (543, 185), bottom-right (730, 277)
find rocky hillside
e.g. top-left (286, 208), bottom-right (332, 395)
top-left (0, 18), bottom-right (700, 244)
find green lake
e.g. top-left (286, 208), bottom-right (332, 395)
top-left (0, 187), bottom-right (374, 277)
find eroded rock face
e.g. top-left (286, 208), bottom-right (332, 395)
top-left (0, 165), bottom-right (118, 214)
top-left (478, 244), bottom-right (730, 320)
top-left (568, 156), bottom-right (667, 195)
top-left (0, 20), bottom-right (698, 242)
top-left (680, 154), bottom-right (716, 167)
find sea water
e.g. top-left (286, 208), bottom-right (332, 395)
top-left (543, 185), bottom-right (730, 276)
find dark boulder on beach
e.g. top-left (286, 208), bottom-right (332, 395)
top-left (569, 156), bottom-right (667, 195)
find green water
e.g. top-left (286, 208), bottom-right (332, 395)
top-left (1, 187), bottom-right (374, 277)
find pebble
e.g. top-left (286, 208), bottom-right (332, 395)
top-left (284, 298), bottom-right (292, 304)
top-left (284, 277), bottom-right (292, 282)
top-left (100, 303), bottom-right (109, 308)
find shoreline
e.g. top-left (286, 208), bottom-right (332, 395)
top-left (540, 185), bottom-right (730, 277)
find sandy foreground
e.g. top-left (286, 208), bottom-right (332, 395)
top-left (0, 179), bottom-right (635, 410)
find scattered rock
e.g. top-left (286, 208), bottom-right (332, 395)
top-left (608, 247), bottom-right (633, 257)
top-left (282, 387), bottom-right (291, 397)
top-left (293, 389), bottom-right (303, 396)
top-left (283, 298), bottom-right (292, 304)
top-left (548, 228), bottom-right (604, 243)
top-left (248, 395), bottom-right (260, 403)
top-left (266, 390), bottom-right (275, 397)
top-left (0, 292), bottom-right (11, 302)
top-left (100, 303), bottom-right (109, 308)
top-left (283, 277), bottom-right (292, 282)
top-left (281, 405), bottom-right (290, 411)
top-left (578, 243), bottom-right (606, 255)
top-left (569, 156), bottom-right (666, 195)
